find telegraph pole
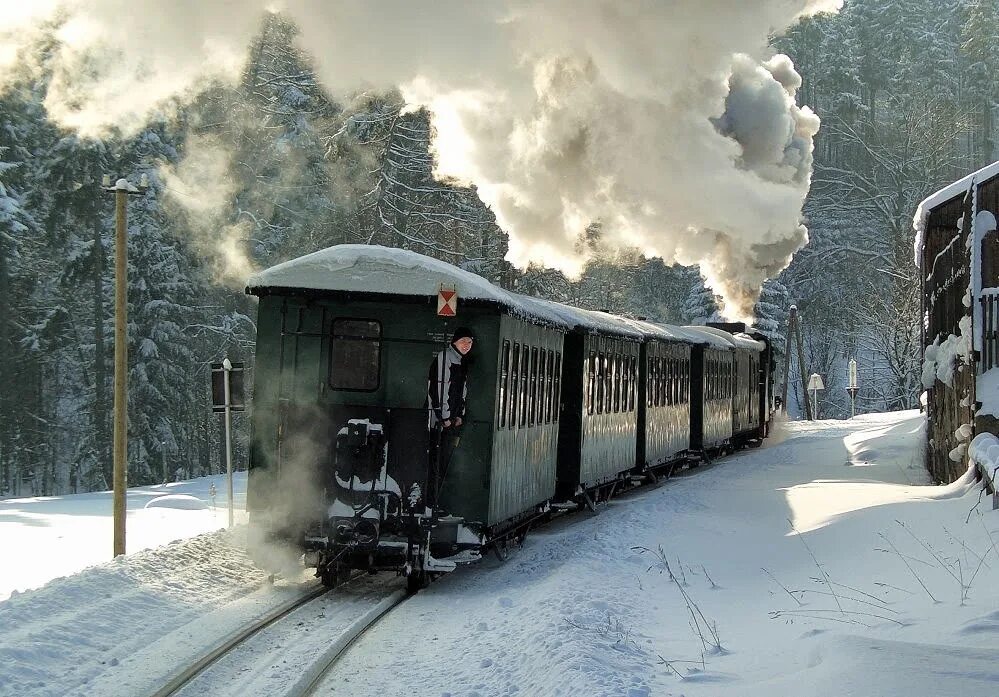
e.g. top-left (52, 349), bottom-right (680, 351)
top-left (103, 174), bottom-right (148, 558)
top-left (782, 305), bottom-right (813, 420)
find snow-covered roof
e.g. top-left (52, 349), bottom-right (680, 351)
top-left (681, 326), bottom-right (764, 351)
top-left (913, 160), bottom-right (999, 265)
top-left (532, 300), bottom-right (694, 343)
top-left (247, 244), bottom-right (699, 342)
top-left (247, 244), bottom-right (568, 328)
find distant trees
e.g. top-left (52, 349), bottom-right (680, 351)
top-left (774, 0), bottom-right (998, 417)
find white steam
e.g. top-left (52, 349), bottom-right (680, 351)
top-left (1, 0), bottom-right (843, 319)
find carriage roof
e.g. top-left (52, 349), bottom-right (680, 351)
top-left (247, 244), bottom-right (700, 344)
top-left (682, 326), bottom-right (765, 351)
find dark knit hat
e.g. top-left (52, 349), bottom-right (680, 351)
top-left (451, 326), bottom-right (475, 344)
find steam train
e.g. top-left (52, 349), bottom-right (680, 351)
top-left (245, 245), bottom-right (775, 591)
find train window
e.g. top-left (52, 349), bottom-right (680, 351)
top-left (529, 347), bottom-right (539, 427)
top-left (554, 353), bottom-right (562, 422)
top-left (648, 357), bottom-right (655, 408)
top-left (587, 351), bottom-right (596, 415)
top-left (517, 344), bottom-right (531, 428)
top-left (511, 343), bottom-right (521, 428)
top-left (629, 356), bottom-right (637, 411)
top-left (611, 355), bottom-right (619, 413)
top-left (655, 357), bottom-right (663, 407)
top-left (660, 357), bottom-right (667, 406)
top-left (596, 353), bottom-right (605, 414)
top-left (544, 351), bottom-right (555, 424)
top-left (330, 319), bottom-right (381, 391)
top-left (500, 340), bottom-right (510, 429)
top-left (622, 355), bottom-right (630, 412)
top-left (684, 358), bottom-right (689, 403)
top-left (539, 348), bottom-right (547, 424)
top-left (667, 358), bottom-right (675, 406)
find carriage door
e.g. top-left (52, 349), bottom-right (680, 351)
top-left (276, 301), bottom-right (329, 487)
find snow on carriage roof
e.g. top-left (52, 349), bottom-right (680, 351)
top-left (680, 325), bottom-right (764, 351)
top-left (913, 160), bottom-right (999, 265)
top-left (247, 244), bottom-right (699, 341)
top-left (530, 300), bottom-right (696, 342)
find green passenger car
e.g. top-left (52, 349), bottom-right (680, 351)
top-left (245, 245), bottom-right (567, 588)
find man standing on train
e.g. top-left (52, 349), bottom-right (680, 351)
top-left (426, 327), bottom-right (474, 511)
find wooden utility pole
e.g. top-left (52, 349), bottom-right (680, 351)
top-left (782, 305), bottom-right (813, 420)
top-left (103, 174), bottom-right (148, 557)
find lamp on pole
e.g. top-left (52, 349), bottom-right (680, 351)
top-left (102, 173), bottom-right (149, 558)
top-left (846, 358), bottom-right (859, 419)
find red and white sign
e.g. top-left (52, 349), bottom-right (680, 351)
top-left (437, 287), bottom-right (458, 317)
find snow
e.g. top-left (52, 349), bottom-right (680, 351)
top-left (3, 412), bottom-right (999, 697)
top-left (246, 243), bottom-right (705, 342)
top-left (246, 244), bottom-right (567, 329)
top-left (687, 325), bottom-right (766, 351)
top-left (0, 473), bottom-right (246, 601)
top-left (968, 432), bottom-right (999, 484)
top-left (922, 315), bottom-right (972, 389)
top-left (143, 493), bottom-right (209, 510)
top-left (977, 367), bottom-right (999, 418)
top-left (682, 325), bottom-right (740, 349)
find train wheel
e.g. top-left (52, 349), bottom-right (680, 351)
top-left (407, 569), bottom-right (429, 594)
top-left (320, 562), bottom-right (341, 588)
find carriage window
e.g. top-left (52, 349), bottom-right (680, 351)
top-left (608, 355), bottom-right (621, 414)
top-left (539, 348), bottom-right (547, 424)
top-left (660, 357), bottom-right (667, 406)
top-left (517, 346), bottom-right (531, 428)
top-left (500, 341), bottom-right (510, 429)
top-left (629, 356), bottom-right (637, 411)
top-left (621, 355), bottom-right (629, 413)
top-left (541, 351), bottom-right (555, 424)
top-left (529, 347), bottom-right (539, 427)
top-left (586, 351), bottom-right (597, 414)
top-left (668, 357), bottom-right (675, 406)
top-left (596, 353), bottom-right (605, 414)
top-left (330, 319), bottom-right (381, 391)
top-left (652, 357), bottom-right (661, 407)
top-left (510, 343), bottom-right (520, 428)
top-left (554, 353), bottom-right (562, 422)
top-left (683, 359), bottom-right (689, 404)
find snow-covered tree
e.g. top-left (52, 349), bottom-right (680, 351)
top-left (681, 275), bottom-right (722, 325)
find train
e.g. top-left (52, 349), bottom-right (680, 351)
top-left (245, 245), bottom-right (775, 591)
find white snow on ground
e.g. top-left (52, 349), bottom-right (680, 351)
top-left (1, 412), bottom-right (999, 697)
top-left (0, 473), bottom-right (248, 602)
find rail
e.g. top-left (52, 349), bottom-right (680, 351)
top-left (286, 589), bottom-right (409, 697)
top-left (150, 583), bottom-right (331, 697)
top-left (149, 572), bottom-right (405, 697)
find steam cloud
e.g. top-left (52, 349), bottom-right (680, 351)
top-left (0, 0), bottom-right (843, 320)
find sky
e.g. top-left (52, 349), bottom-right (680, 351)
top-left (1, 411), bottom-right (998, 696)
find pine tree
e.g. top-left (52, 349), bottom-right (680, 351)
top-left (681, 275), bottom-right (722, 325)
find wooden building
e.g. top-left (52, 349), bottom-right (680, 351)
top-left (915, 162), bottom-right (999, 484)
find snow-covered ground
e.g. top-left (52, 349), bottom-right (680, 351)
top-left (0, 473), bottom-right (248, 602)
top-left (2, 411), bottom-right (999, 697)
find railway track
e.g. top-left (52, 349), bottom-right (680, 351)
top-left (150, 574), bottom-right (407, 697)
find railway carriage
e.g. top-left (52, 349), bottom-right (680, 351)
top-left (639, 328), bottom-right (695, 473)
top-left (685, 327), bottom-right (736, 452)
top-left (245, 244), bottom-right (774, 590)
top-left (246, 246), bottom-right (574, 588)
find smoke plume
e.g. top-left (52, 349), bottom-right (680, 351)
top-left (1, 0), bottom-right (843, 320)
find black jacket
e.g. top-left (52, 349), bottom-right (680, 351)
top-left (427, 345), bottom-right (468, 428)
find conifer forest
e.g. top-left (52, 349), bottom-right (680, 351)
top-left (2, 1), bottom-right (998, 496)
